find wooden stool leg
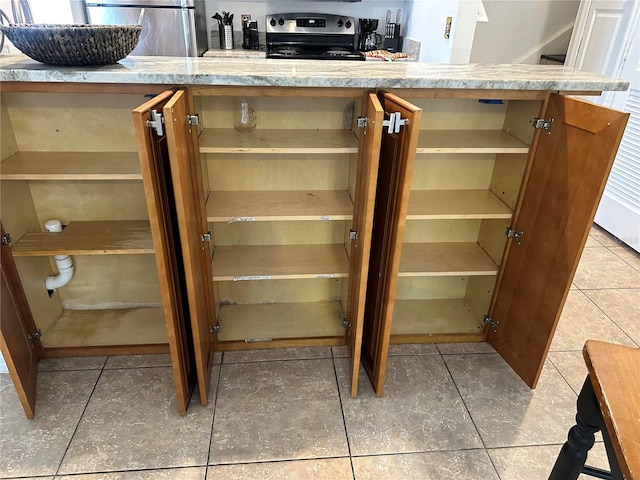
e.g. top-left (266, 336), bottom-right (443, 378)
top-left (549, 377), bottom-right (601, 480)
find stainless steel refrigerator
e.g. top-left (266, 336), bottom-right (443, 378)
top-left (85, 0), bottom-right (207, 57)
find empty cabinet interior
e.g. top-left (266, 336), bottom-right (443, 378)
top-left (0, 91), bottom-right (171, 354)
top-left (193, 89), bottom-right (368, 350)
top-left (388, 96), bottom-right (541, 344)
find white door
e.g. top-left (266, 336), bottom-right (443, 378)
top-left (566, 0), bottom-right (640, 252)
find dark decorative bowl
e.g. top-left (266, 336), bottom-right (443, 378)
top-left (0, 24), bottom-right (142, 66)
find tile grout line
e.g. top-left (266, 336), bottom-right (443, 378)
top-left (579, 286), bottom-right (640, 291)
top-left (52, 464), bottom-right (207, 478)
top-left (204, 353), bottom-right (225, 475)
top-left (547, 355), bottom-right (581, 397)
top-left (605, 244), bottom-right (640, 273)
top-left (439, 352), bottom-right (503, 480)
top-left (53, 365), bottom-right (105, 477)
top-left (330, 348), bottom-right (357, 480)
top-left (577, 286), bottom-right (639, 348)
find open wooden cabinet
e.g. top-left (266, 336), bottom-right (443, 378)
top-left (0, 83), bottom-right (628, 418)
top-left (178, 87), bottom-right (385, 397)
top-left (0, 86), bottom-right (208, 416)
top-left (361, 91), bottom-right (629, 395)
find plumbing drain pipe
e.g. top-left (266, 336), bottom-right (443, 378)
top-left (44, 220), bottom-right (74, 291)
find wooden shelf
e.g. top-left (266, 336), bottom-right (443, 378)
top-left (399, 242), bottom-right (499, 276)
top-left (42, 307), bottom-right (168, 348)
top-left (407, 190), bottom-right (513, 219)
top-left (12, 220), bottom-right (154, 256)
top-left (390, 299), bottom-right (485, 335)
top-left (416, 130), bottom-right (530, 153)
top-left (207, 190), bottom-right (354, 222)
top-left (0, 152), bottom-right (142, 180)
top-left (199, 128), bottom-right (358, 154)
top-left (217, 301), bottom-right (345, 342)
top-left (212, 244), bottom-right (349, 281)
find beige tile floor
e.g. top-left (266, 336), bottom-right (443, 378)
top-left (1, 225), bottom-right (638, 480)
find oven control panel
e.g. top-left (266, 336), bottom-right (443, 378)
top-left (266, 13), bottom-right (355, 35)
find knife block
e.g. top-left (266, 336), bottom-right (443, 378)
top-left (384, 36), bottom-right (403, 53)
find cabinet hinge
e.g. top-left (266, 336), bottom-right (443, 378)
top-left (505, 227), bottom-right (524, 244)
top-left (201, 231), bottom-right (212, 242)
top-left (357, 116), bottom-right (370, 135)
top-left (349, 229), bottom-right (358, 240)
top-left (210, 325), bottom-right (221, 334)
top-left (483, 315), bottom-right (498, 333)
top-left (187, 114), bottom-right (199, 126)
top-left (1, 233), bottom-right (12, 246)
top-left (531, 117), bottom-right (554, 135)
top-left (146, 110), bottom-right (164, 137)
top-left (383, 112), bottom-right (409, 134)
top-left (28, 329), bottom-right (42, 341)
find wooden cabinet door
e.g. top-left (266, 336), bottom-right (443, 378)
top-left (487, 94), bottom-right (629, 388)
top-left (133, 91), bottom-right (197, 415)
top-left (361, 93), bottom-right (422, 396)
top-left (0, 222), bottom-right (42, 419)
top-left (163, 90), bottom-right (215, 406)
top-left (347, 93), bottom-right (384, 397)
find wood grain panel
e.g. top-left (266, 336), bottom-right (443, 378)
top-left (394, 276), bottom-right (469, 300)
top-left (490, 153), bottom-right (529, 210)
top-left (199, 129), bottom-right (357, 153)
top-left (0, 222), bottom-right (41, 419)
top-left (12, 220), bottom-right (154, 256)
top-left (390, 299), bottom-right (485, 335)
top-left (217, 301), bottom-right (345, 342)
top-left (584, 340), bottom-right (640, 480)
top-left (404, 98), bottom-right (508, 130)
top-left (198, 96), bottom-right (356, 130)
top-left (41, 307), bottom-right (167, 347)
top-left (407, 190), bottom-right (512, 219)
top-left (411, 155), bottom-right (496, 190)
top-left (487, 94), bottom-right (629, 388)
top-left (164, 89), bottom-right (217, 407)
top-left (206, 155), bottom-right (349, 191)
top-left (207, 190), bottom-right (353, 221)
top-left (212, 244), bottom-right (349, 281)
top-left (212, 221), bottom-right (346, 247)
top-left (28, 181), bottom-right (149, 225)
top-left (56, 255), bottom-right (161, 310)
top-left (361, 93), bottom-right (422, 397)
top-left (216, 277), bottom-right (344, 304)
top-left (416, 130), bottom-right (529, 153)
top-left (133, 89), bottom-right (195, 416)
top-left (399, 242), bottom-right (499, 276)
top-left (403, 219), bottom-right (481, 243)
top-left (1, 152), bottom-right (141, 180)
top-left (1, 97), bottom-right (18, 160)
top-left (4, 92), bottom-right (142, 152)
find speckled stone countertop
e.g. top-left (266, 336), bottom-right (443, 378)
top-left (0, 54), bottom-right (629, 92)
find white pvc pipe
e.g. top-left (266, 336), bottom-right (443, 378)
top-left (44, 220), bottom-right (74, 291)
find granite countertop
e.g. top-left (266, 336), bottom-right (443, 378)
top-left (203, 49), bottom-right (266, 59)
top-left (0, 54), bottom-right (629, 92)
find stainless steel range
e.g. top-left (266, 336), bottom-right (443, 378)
top-left (266, 13), bottom-right (365, 60)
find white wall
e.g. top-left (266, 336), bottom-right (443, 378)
top-left (406, 0), bottom-right (479, 63)
top-left (470, 0), bottom-right (580, 64)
